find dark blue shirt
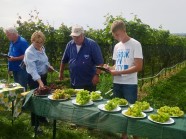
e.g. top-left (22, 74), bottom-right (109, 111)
top-left (62, 37), bottom-right (104, 86)
top-left (8, 36), bottom-right (29, 71)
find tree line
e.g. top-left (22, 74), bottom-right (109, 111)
top-left (1, 10), bottom-right (186, 78)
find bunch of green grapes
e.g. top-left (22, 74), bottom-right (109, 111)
top-left (133, 101), bottom-right (150, 111)
top-left (53, 89), bottom-right (71, 99)
top-left (76, 90), bottom-right (90, 105)
top-left (110, 98), bottom-right (128, 105)
top-left (90, 92), bottom-right (101, 100)
top-left (125, 105), bottom-right (143, 117)
top-left (150, 113), bottom-right (170, 123)
top-left (104, 101), bottom-right (117, 111)
top-left (170, 107), bottom-right (184, 116)
top-left (158, 106), bottom-right (184, 117)
top-left (63, 88), bottom-right (77, 96)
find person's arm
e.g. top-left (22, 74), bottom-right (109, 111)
top-left (8, 55), bottom-right (24, 61)
top-left (91, 41), bottom-right (104, 85)
top-left (109, 58), bottom-right (143, 76)
top-left (24, 50), bottom-right (42, 84)
top-left (92, 63), bottom-right (103, 85)
top-left (59, 43), bottom-right (70, 80)
top-left (37, 78), bottom-right (44, 89)
top-left (59, 63), bottom-right (66, 81)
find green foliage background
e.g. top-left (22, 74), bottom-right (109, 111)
top-left (1, 10), bottom-right (186, 83)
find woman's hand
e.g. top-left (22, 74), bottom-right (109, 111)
top-left (37, 79), bottom-right (44, 89)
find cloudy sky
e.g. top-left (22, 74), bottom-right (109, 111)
top-left (0, 0), bottom-right (186, 33)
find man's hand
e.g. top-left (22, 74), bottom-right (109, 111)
top-left (92, 74), bottom-right (99, 85)
top-left (59, 73), bottom-right (64, 81)
top-left (8, 56), bottom-right (17, 61)
top-left (109, 70), bottom-right (122, 76)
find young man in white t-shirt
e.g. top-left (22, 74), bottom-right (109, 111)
top-left (108, 20), bottom-right (143, 139)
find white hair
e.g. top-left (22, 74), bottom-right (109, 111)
top-left (4, 27), bottom-right (18, 34)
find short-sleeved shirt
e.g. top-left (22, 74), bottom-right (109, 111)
top-left (8, 36), bottom-right (29, 71)
top-left (62, 37), bottom-right (104, 86)
top-left (112, 38), bottom-right (143, 84)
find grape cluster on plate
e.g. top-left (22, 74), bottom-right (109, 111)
top-left (149, 113), bottom-right (170, 123)
top-left (52, 89), bottom-right (71, 99)
top-left (76, 90), bottom-right (90, 105)
top-left (109, 98), bottom-right (128, 106)
top-left (104, 101), bottom-right (118, 111)
top-left (125, 105), bottom-right (144, 117)
top-left (133, 101), bottom-right (150, 111)
top-left (157, 106), bottom-right (184, 117)
top-left (90, 91), bottom-right (101, 101)
top-left (34, 86), bottom-right (51, 96)
top-left (63, 88), bottom-right (78, 96)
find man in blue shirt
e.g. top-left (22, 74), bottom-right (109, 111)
top-left (5, 27), bottom-right (29, 90)
top-left (59, 25), bottom-right (104, 91)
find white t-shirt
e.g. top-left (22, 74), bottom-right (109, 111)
top-left (112, 38), bottom-right (143, 84)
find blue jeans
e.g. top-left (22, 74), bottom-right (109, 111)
top-left (13, 69), bottom-right (28, 91)
top-left (113, 83), bottom-right (137, 104)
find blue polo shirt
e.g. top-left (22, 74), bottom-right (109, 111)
top-left (8, 36), bottom-right (29, 71)
top-left (62, 37), bottom-right (104, 86)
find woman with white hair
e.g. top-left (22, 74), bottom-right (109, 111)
top-left (5, 27), bottom-right (29, 90)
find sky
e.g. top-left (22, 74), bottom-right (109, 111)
top-left (0, 0), bottom-right (186, 33)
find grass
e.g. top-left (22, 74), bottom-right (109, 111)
top-left (142, 66), bottom-right (186, 112)
top-left (0, 112), bottom-right (121, 139)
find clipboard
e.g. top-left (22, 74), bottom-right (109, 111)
top-left (96, 66), bottom-right (110, 73)
top-left (0, 53), bottom-right (11, 58)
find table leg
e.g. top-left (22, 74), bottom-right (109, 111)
top-left (34, 114), bottom-right (38, 139)
top-left (12, 100), bottom-right (14, 125)
top-left (53, 120), bottom-right (57, 139)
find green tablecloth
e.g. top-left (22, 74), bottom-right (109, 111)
top-left (0, 84), bottom-right (24, 117)
top-left (23, 91), bottom-right (186, 139)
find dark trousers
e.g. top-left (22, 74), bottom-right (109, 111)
top-left (13, 69), bottom-right (28, 91)
top-left (71, 84), bottom-right (96, 92)
top-left (28, 74), bottom-right (47, 126)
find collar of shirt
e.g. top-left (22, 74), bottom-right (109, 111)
top-left (31, 44), bottom-right (45, 53)
top-left (71, 37), bottom-right (89, 47)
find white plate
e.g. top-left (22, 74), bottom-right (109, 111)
top-left (122, 110), bottom-right (146, 118)
top-left (75, 89), bottom-right (84, 91)
top-left (130, 104), bottom-right (153, 112)
top-left (34, 94), bottom-right (49, 97)
top-left (118, 102), bottom-right (128, 107)
top-left (97, 104), bottom-right (121, 112)
top-left (157, 109), bottom-right (183, 117)
top-left (143, 107), bottom-right (153, 112)
top-left (72, 99), bottom-right (93, 106)
top-left (148, 115), bottom-right (175, 124)
top-left (95, 90), bottom-right (101, 94)
top-left (48, 95), bottom-right (68, 101)
top-left (91, 96), bottom-right (103, 101)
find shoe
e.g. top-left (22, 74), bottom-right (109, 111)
top-left (34, 126), bottom-right (43, 136)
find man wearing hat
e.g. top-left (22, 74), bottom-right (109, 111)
top-left (59, 25), bottom-right (104, 91)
